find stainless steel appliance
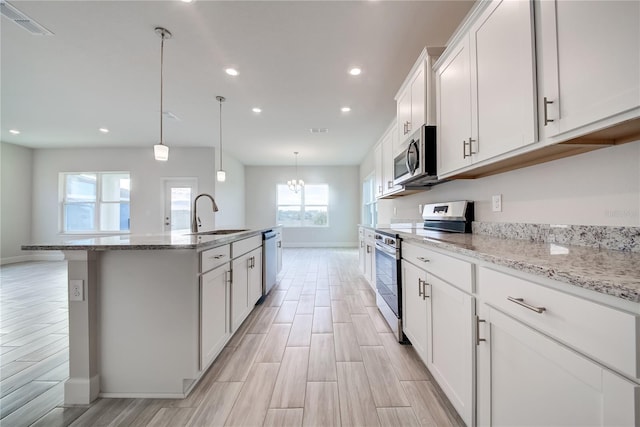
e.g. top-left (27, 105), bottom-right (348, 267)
top-left (262, 230), bottom-right (277, 297)
top-left (422, 200), bottom-right (474, 233)
top-left (374, 230), bottom-right (405, 342)
top-left (393, 125), bottom-right (437, 187)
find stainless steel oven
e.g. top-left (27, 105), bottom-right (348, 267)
top-left (374, 230), bottom-right (405, 342)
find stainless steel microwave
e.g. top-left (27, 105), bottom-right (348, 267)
top-left (393, 125), bottom-right (437, 186)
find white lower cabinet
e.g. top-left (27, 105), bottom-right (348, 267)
top-left (231, 246), bottom-right (262, 332)
top-left (401, 243), bottom-right (475, 426)
top-left (200, 263), bottom-right (230, 370)
top-left (477, 304), bottom-right (639, 427)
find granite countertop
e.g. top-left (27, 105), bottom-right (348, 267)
top-left (376, 226), bottom-right (640, 304)
top-left (21, 227), bottom-right (276, 252)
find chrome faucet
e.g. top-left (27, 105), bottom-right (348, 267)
top-left (191, 193), bottom-right (219, 233)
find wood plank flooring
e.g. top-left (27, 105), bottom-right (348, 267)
top-left (1, 249), bottom-right (464, 426)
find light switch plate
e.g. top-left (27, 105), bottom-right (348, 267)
top-left (70, 279), bottom-right (84, 301)
top-left (492, 194), bottom-right (502, 212)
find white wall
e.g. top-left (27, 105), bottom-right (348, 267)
top-left (245, 165), bottom-right (359, 247)
top-left (368, 140), bottom-right (640, 227)
top-left (213, 150), bottom-right (246, 228)
top-left (31, 147), bottom-right (222, 243)
top-left (1, 142), bottom-right (33, 263)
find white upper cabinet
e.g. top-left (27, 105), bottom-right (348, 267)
top-left (537, 0), bottom-right (640, 140)
top-left (470, 0), bottom-right (537, 162)
top-left (437, 0), bottom-right (537, 177)
top-left (437, 38), bottom-right (473, 175)
top-left (396, 47), bottom-right (443, 145)
top-left (374, 143), bottom-right (383, 198)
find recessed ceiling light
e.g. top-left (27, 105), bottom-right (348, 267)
top-left (181, 0), bottom-right (193, 3)
top-left (341, 107), bottom-right (351, 113)
top-left (225, 68), bottom-right (239, 76)
top-left (9, 129), bottom-right (20, 135)
top-left (252, 107), bottom-right (262, 113)
top-left (99, 128), bottom-right (109, 133)
top-left (349, 67), bottom-right (362, 76)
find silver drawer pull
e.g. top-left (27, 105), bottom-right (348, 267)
top-left (211, 254), bottom-right (225, 259)
top-left (507, 296), bottom-right (546, 314)
top-left (417, 257), bottom-right (430, 263)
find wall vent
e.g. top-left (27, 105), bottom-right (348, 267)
top-left (1, 0), bottom-right (54, 36)
top-left (310, 128), bottom-right (329, 134)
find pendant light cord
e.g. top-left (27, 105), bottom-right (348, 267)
top-left (219, 98), bottom-right (223, 170)
top-left (160, 33), bottom-right (165, 146)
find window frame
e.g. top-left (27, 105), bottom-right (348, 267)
top-left (276, 183), bottom-right (329, 228)
top-left (60, 171), bottom-right (131, 235)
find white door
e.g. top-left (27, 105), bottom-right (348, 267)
top-left (163, 179), bottom-right (197, 232)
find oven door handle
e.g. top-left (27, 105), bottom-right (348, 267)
top-left (374, 242), bottom-right (397, 258)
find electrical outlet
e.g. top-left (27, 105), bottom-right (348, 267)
top-left (70, 280), bottom-right (84, 301)
top-left (492, 194), bottom-right (502, 212)
top-left (418, 204), bottom-right (423, 214)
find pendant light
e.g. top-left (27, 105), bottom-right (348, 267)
top-left (288, 152), bottom-right (304, 193)
top-left (153, 27), bottom-right (172, 161)
top-left (216, 96), bottom-right (226, 182)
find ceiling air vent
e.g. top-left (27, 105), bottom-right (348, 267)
top-left (310, 128), bottom-right (329, 134)
top-left (1, 0), bottom-right (53, 36)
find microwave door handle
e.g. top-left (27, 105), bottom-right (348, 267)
top-left (406, 140), bottom-right (419, 175)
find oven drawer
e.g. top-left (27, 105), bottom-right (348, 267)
top-left (478, 266), bottom-right (640, 380)
top-left (402, 242), bottom-right (473, 294)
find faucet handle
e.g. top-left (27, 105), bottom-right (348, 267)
top-left (197, 216), bottom-right (202, 228)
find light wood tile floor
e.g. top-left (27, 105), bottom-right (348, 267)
top-left (2, 249), bottom-right (464, 426)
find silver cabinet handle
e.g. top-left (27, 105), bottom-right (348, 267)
top-left (507, 296), bottom-right (546, 314)
top-left (211, 254), bottom-right (225, 260)
top-left (463, 137), bottom-right (477, 158)
top-left (418, 278), bottom-right (424, 297)
top-left (387, 181), bottom-right (393, 189)
top-left (543, 97), bottom-right (554, 126)
top-left (225, 270), bottom-right (231, 284)
top-left (476, 316), bottom-right (486, 346)
top-left (277, 241), bottom-right (282, 248)
top-left (366, 245), bottom-right (371, 254)
top-left (418, 278), bottom-right (429, 300)
top-left (417, 257), bottom-right (430, 263)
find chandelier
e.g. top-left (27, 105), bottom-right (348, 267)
top-left (287, 151), bottom-right (304, 193)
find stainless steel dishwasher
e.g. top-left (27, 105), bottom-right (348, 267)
top-left (262, 230), bottom-right (277, 297)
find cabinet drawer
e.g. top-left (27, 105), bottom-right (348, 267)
top-left (232, 235), bottom-right (262, 258)
top-left (478, 267), bottom-right (640, 380)
top-left (402, 242), bottom-right (473, 293)
top-left (200, 245), bottom-right (230, 273)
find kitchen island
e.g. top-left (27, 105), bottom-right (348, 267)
top-left (22, 228), bottom-right (278, 405)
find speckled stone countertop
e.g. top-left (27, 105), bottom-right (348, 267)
top-left (21, 228), bottom-right (275, 252)
top-left (375, 226), bottom-right (640, 304)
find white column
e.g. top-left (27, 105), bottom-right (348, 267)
top-left (63, 250), bottom-right (100, 404)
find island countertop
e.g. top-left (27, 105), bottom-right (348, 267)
top-left (368, 225), bottom-right (640, 305)
top-left (21, 227), bottom-right (276, 252)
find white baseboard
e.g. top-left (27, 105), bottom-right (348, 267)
top-left (283, 242), bottom-right (358, 248)
top-left (1, 251), bottom-right (65, 265)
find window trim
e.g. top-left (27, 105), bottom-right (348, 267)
top-left (276, 183), bottom-right (329, 228)
top-left (60, 171), bottom-right (131, 235)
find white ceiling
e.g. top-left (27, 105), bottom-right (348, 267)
top-left (1, 0), bottom-right (474, 166)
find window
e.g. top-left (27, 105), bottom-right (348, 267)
top-left (277, 184), bottom-right (329, 227)
top-left (61, 172), bottom-right (130, 233)
top-left (362, 174), bottom-right (377, 227)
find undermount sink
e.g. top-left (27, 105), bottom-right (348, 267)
top-left (187, 229), bottom-right (248, 236)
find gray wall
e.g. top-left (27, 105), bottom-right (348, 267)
top-left (214, 150), bottom-right (246, 229)
top-left (363, 140), bottom-right (640, 227)
top-left (1, 142), bottom-right (33, 263)
top-left (245, 165), bottom-right (359, 247)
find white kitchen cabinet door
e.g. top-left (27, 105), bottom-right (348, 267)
top-left (437, 37), bottom-right (473, 176)
top-left (358, 228), bottom-right (366, 275)
top-left (410, 65), bottom-right (426, 136)
top-left (276, 235), bottom-right (283, 274)
top-left (231, 252), bottom-right (251, 332)
top-left (477, 304), bottom-right (640, 427)
top-left (374, 143), bottom-right (383, 198)
top-left (200, 263), bottom-right (230, 370)
top-left (538, 0), bottom-right (640, 139)
top-left (381, 126), bottom-right (401, 195)
top-left (397, 86), bottom-right (412, 142)
top-left (426, 273), bottom-right (475, 427)
top-left (248, 247), bottom-right (263, 306)
top-left (470, 0), bottom-right (536, 162)
top-left (401, 259), bottom-right (428, 360)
